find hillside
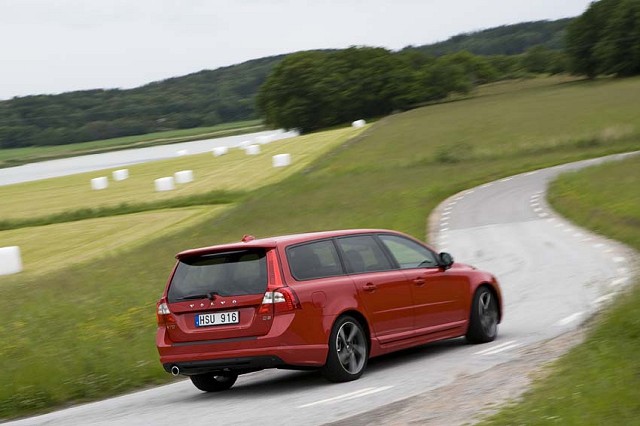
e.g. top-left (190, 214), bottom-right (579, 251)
top-left (0, 18), bottom-right (571, 150)
top-left (406, 18), bottom-right (572, 56)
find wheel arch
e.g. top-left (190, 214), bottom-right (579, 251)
top-left (474, 282), bottom-right (502, 324)
top-left (333, 309), bottom-right (372, 350)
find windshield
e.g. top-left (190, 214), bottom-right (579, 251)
top-left (168, 249), bottom-right (267, 302)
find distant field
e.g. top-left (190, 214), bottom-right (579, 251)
top-left (1, 76), bottom-right (639, 419)
top-left (483, 155), bottom-right (640, 424)
top-left (0, 207), bottom-right (224, 277)
top-left (0, 126), bottom-right (363, 220)
top-left (0, 120), bottom-right (264, 168)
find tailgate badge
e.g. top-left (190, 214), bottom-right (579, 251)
top-left (221, 301), bottom-right (226, 305)
top-left (232, 300), bottom-right (237, 304)
top-left (190, 304), bottom-right (194, 308)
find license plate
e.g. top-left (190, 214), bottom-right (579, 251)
top-left (195, 311), bottom-right (239, 327)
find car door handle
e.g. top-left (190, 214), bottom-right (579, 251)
top-left (363, 282), bottom-right (376, 292)
top-left (413, 278), bottom-right (426, 286)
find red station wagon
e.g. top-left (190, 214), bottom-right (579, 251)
top-left (156, 229), bottom-right (502, 391)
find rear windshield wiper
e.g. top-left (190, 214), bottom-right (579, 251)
top-left (175, 292), bottom-right (219, 301)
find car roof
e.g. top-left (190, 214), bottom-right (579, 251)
top-left (175, 229), bottom-right (400, 259)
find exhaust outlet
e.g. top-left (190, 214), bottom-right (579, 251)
top-left (171, 365), bottom-right (180, 376)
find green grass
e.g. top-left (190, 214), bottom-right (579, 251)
top-left (1, 76), bottom-right (639, 420)
top-left (482, 154), bottom-right (640, 425)
top-left (0, 120), bottom-right (264, 168)
top-left (0, 126), bottom-right (363, 220)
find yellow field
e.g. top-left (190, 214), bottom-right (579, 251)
top-left (0, 127), bottom-right (365, 220)
top-left (0, 207), bottom-right (226, 277)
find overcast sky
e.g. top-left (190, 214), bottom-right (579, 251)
top-left (1, 0), bottom-right (593, 100)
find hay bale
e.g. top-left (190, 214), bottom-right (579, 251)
top-left (245, 145), bottom-right (261, 155)
top-left (0, 246), bottom-right (22, 276)
top-left (174, 170), bottom-right (194, 184)
top-left (351, 119), bottom-right (366, 128)
top-left (112, 169), bottom-right (129, 181)
top-left (90, 177), bottom-right (108, 190)
top-left (212, 146), bottom-right (228, 157)
top-left (154, 177), bottom-right (175, 191)
top-left (272, 153), bottom-right (291, 168)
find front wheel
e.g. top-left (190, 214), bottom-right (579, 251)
top-left (466, 286), bottom-right (499, 343)
top-left (321, 316), bottom-right (369, 382)
top-left (190, 373), bottom-right (238, 392)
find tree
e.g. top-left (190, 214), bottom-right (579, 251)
top-left (566, 0), bottom-right (640, 78)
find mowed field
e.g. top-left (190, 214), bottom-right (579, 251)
top-left (1, 76), bottom-right (639, 419)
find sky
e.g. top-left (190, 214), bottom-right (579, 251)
top-left (0, 0), bottom-right (594, 100)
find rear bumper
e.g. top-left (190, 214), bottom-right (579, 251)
top-left (164, 356), bottom-right (285, 376)
top-left (157, 313), bottom-right (330, 373)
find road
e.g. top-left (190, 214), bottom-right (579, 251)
top-left (7, 152), bottom-right (637, 425)
top-left (0, 130), bottom-right (298, 187)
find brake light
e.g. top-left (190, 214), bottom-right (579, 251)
top-left (156, 301), bottom-right (175, 326)
top-left (258, 287), bottom-right (300, 315)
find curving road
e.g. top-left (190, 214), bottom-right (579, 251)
top-left (7, 152), bottom-right (637, 425)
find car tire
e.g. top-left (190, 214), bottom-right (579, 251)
top-left (466, 286), bottom-right (499, 343)
top-left (190, 373), bottom-right (238, 392)
top-left (321, 316), bottom-right (369, 382)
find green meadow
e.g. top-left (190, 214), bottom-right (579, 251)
top-left (1, 76), bottom-right (639, 419)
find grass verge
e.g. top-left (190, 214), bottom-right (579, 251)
top-left (1, 76), bottom-right (639, 420)
top-left (481, 154), bottom-right (640, 424)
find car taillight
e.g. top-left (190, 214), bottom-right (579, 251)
top-left (258, 287), bottom-right (300, 315)
top-left (156, 301), bottom-right (175, 326)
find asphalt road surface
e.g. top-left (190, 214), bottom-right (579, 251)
top-left (0, 130), bottom-right (297, 187)
top-left (7, 152), bottom-right (637, 425)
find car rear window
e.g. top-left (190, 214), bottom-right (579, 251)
top-left (168, 249), bottom-right (267, 302)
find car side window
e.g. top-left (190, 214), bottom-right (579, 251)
top-left (336, 235), bottom-right (393, 274)
top-left (378, 234), bottom-right (439, 269)
top-left (287, 240), bottom-right (343, 280)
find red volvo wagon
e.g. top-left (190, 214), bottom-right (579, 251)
top-left (156, 229), bottom-right (502, 391)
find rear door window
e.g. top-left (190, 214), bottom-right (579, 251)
top-left (336, 235), bottom-right (393, 274)
top-left (287, 240), bottom-right (343, 280)
top-left (168, 249), bottom-right (267, 302)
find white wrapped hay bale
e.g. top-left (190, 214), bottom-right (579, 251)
top-left (176, 149), bottom-right (188, 157)
top-left (272, 153), bottom-right (291, 168)
top-left (112, 169), bottom-right (129, 181)
top-left (154, 177), bottom-right (175, 192)
top-left (0, 246), bottom-right (22, 276)
top-left (174, 170), bottom-right (194, 184)
top-left (90, 176), bottom-right (108, 190)
top-left (245, 145), bottom-right (261, 155)
top-left (256, 135), bottom-right (273, 145)
top-left (238, 140), bottom-right (251, 149)
top-left (352, 119), bottom-right (366, 128)
top-left (212, 146), bottom-right (228, 157)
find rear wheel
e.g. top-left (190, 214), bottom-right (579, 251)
top-left (190, 373), bottom-right (238, 392)
top-left (466, 286), bottom-right (499, 343)
top-left (321, 316), bottom-right (368, 382)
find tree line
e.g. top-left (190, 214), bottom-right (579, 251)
top-left (0, 55), bottom-right (285, 148)
top-left (5, 6), bottom-right (639, 149)
top-left (566, 0), bottom-right (640, 77)
top-left (257, 47), bottom-right (568, 133)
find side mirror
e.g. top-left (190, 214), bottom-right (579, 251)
top-left (439, 252), bottom-right (454, 270)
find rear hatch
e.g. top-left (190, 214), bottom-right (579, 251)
top-left (165, 248), bottom-right (273, 343)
